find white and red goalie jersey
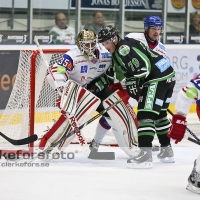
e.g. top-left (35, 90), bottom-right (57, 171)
top-left (47, 43), bottom-right (112, 89)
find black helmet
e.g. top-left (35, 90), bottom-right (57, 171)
top-left (98, 25), bottom-right (119, 43)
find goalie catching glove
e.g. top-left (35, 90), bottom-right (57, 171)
top-left (167, 114), bottom-right (187, 144)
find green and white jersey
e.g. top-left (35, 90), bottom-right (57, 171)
top-left (112, 37), bottom-right (175, 86)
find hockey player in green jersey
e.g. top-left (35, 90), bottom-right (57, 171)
top-left (98, 25), bottom-right (176, 169)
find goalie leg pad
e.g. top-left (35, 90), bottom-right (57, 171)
top-left (105, 117), bottom-right (139, 157)
top-left (39, 88), bottom-right (100, 151)
top-left (103, 90), bottom-right (138, 145)
top-left (57, 88), bottom-right (101, 152)
top-left (103, 90), bottom-right (139, 157)
top-left (60, 80), bottom-right (84, 115)
top-left (39, 115), bottom-right (71, 150)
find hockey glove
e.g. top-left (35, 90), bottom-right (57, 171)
top-left (109, 82), bottom-right (123, 91)
top-left (196, 100), bottom-right (200, 120)
top-left (87, 75), bottom-right (108, 95)
top-left (167, 114), bottom-right (187, 144)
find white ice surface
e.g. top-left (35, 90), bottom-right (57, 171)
top-left (0, 115), bottom-right (199, 200)
top-left (0, 136), bottom-right (200, 200)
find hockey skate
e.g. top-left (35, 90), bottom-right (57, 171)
top-left (186, 160), bottom-right (200, 194)
top-left (127, 147), bottom-right (153, 169)
top-left (89, 139), bottom-right (100, 152)
top-left (157, 145), bottom-right (175, 163)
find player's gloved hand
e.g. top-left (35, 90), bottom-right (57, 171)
top-left (196, 99), bottom-right (200, 120)
top-left (125, 78), bottom-right (141, 100)
top-left (87, 80), bottom-right (104, 95)
top-left (167, 114), bottom-right (187, 144)
top-left (87, 75), bottom-right (108, 95)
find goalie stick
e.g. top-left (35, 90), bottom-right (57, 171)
top-left (167, 108), bottom-right (200, 143)
top-left (0, 132), bottom-right (38, 145)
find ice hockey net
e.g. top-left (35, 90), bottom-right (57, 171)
top-left (0, 49), bottom-right (117, 155)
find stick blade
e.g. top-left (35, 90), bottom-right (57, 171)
top-left (88, 151), bottom-right (115, 160)
top-left (0, 132), bottom-right (38, 145)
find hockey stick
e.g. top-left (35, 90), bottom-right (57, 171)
top-left (0, 132), bottom-right (38, 145)
top-left (167, 108), bottom-right (200, 143)
top-left (34, 39), bottom-right (63, 94)
top-left (188, 137), bottom-right (200, 146)
top-left (31, 98), bottom-right (122, 161)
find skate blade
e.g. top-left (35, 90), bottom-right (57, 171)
top-left (127, 161), bottom-right (153, 169)
top-left (186, 182), bottom-right (200, 194)
top-left (88, 151), bottom-right (115, 160)
top-left (158, 157), bottom-right (175, 163)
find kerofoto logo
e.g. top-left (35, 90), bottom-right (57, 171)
top-left (0, 150), bottom-right (75, 160)
top-left (69, 116), bottom-right (86, 145)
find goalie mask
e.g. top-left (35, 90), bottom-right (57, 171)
top-left (76, 29), bottom-right (97, 60)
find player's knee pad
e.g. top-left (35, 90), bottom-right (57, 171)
top-left (138, 119), bottom-right (155, 147)
top-left (155, 117), bottom-right (171, 146)
top-left (155, 117), bottom-right (171, 135)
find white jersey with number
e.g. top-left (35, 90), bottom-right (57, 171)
top-left (125, 32), bottom-right (167, 57)
top-left (175, 73), bottom-right (200, 116)
top-left (47, 44), bottom-right (112, 89)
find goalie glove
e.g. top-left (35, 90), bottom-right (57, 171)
top-left (167, 114), bottom-right (187, 144)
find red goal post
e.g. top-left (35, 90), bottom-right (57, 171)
top-left (0, 49), bottom-right (117, 156)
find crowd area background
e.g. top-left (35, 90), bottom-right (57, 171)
top-left (0, 0), bottom-right (200, 113)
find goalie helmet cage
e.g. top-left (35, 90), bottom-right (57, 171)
top-left (0, 49), bottom-right (117, 156)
